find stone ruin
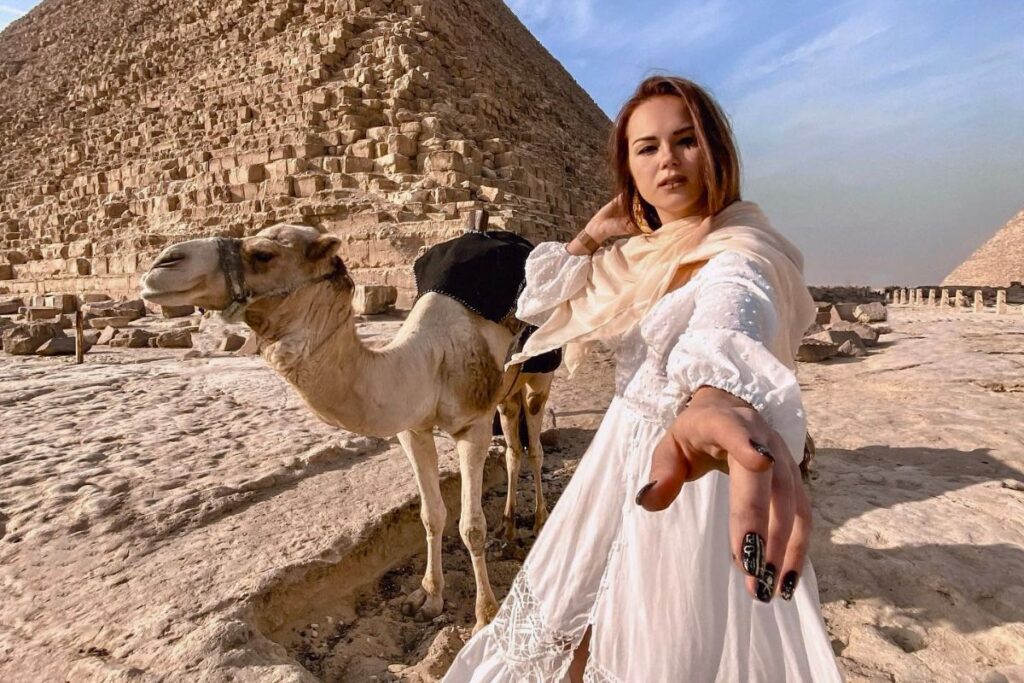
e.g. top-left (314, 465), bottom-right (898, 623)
top-left (0, 0), bottom-right (611, 308)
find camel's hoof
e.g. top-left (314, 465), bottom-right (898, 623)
top-left (401, 588), bottom-right (443, 622)
top-left (532, 509), bottom-right (549, 534)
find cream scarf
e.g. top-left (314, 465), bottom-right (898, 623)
top-left (508, 200), bottom-right (815, 375)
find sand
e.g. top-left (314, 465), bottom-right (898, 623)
top-left (0, 307), bottom-right (1021, 682)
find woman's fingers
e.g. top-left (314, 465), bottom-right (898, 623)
top-left (759, 434), bottom-right (796, 601)
top-left (636, 429), bottom-right (690, 511)
top-left (729, 450), bottom-right (773, 593)
top-left (778, 474), bottom-right (813, 600)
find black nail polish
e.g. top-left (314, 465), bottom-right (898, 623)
top-left (780, 571), bottom-right (799, 601)
top-left (635, 481), bottom-right (657, 506)
top-left (740, 532), bottom-right (765, 577)
top-left (749, 439), bottom-right (775, 463)
top-left (756, 563), bottom-right (776, 603)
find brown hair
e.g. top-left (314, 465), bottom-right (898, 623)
top-left (611, 76), bottom-right (742, 230)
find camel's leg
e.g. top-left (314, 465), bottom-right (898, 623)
top-left (496, 387), bottom-right (525, 542)
top-left (524, 372), bottom-right (554, 533)
top-left (396, 428), bottom-right (446, 621)
top-left (454, 419), bottom-right (499, 633)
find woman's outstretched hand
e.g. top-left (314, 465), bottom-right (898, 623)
top-left (636, 386), bottom-right (811, 603)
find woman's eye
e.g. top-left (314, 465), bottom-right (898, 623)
top-left (639, 146), bottom-right (656, 155)
top-left (677, 137), bottom-right (697, 148)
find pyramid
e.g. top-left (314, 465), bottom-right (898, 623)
top-left (0, 0), bottom-right (610, 303)
top-left (944, 208), bottom-right (1024, 287)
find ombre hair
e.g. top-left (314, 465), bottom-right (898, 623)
top-left (611, 76), bottom-right (742, 230)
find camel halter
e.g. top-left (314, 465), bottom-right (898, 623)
top-left (215, 237), bottom-right (346, 323)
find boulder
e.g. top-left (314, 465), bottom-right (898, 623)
top-left (353, 284), bottom-right (397, 315)
top-left (809, 330), bottom-right (866, 353)
top-left (155, 329), bottom-right (193, 348)
top-left (837, 339), bottom-right (868, 357)
top-left (854, 302), bottom-right (887, 323)
top-left (797, 340), bottom-right (838, 363)
top-left (83, 330), bottom-right (102, 346)
top-left (89, 316), bottom-right (134, 329)
top-left (2, 322), bottom-right (65, 355)
top-left (221, 333), bottom-right (247, 352)
top-left (96, 326), bottom-right (120, 345)
top-left (109, 329), bottom-right (155, 348)
top-left (37, 337), bottom-right (86, 356)
top-left (829, 303), bottom-right (859, 324)
top-left (26, 307), bottom-right (61, 321)
top-left (160, 304), bottom-right (195, 318)
top-left (0, 298), bottom-right (23, 315)
top-left (829, 321), bottom-right (880, 346)
top-left (236, 333), bottom-right (261, 355)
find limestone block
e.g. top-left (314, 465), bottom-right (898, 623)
top-left (829, 303), bottom-right (858, 323)
top-left (478, 186), bottom-right (503, 203)
top-left (853, 302), bottom-right (886, 323)
top-left (352, 284), bottom-right (397, 314)
top-left (829, 320), bottom-right (880, 346)
top-left (424, 150), bottom-right (464, 173)
top-left (295, 175), bottom-right (326, 197)
top-left (26, 307), bottom-right (61, 321)
top-left (809, 330), bottom-right (866, 353)
top-left (109, 329), bottom-right (155, 348)
top-left (0, 264), bottom-right (13, 280)
top-left (340, 156), bottom-right (374, 173)
top-left (3, 250), bottom-right (28, 265)
top-left (96, 326), bottom-right (120, 345)
top-left (388, 134), bottom-right (417, 157)
top-left (376, 153), bottom-right (412, 173)
top-left (156, 329), bottom-right (193, 348)
top-left (221, 333), bottom-right (246, 352)
top-left (37, 337), bottom-right (84, 356)
top-left (161, 304), bottom-right (195, 318)
top-left (3, 322), bottom-right (65, 355)
top-left (81, 293), bottom-right (112, 303)
top-left (836, 339), bottom-right (868, 357)
top-left (229, 164), bottom-right (266, 184)
top-left (67, 258), bottom-right (91, 276)
top-left (89, 316), bottom-right (134, 329)
top-left (0, 298), bottom-right (24, 315)
top-left (796, 340), bottom-right (838, 363)
top-left (348, 139), bottom-right (375, 158)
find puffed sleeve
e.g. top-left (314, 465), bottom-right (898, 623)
top-left (659, 251), bottom-right (807, 463)
top-left (515, 241), bottom-right (592, 327)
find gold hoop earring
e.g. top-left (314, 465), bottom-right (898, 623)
top-left (632, 194), bottom-right (654, 234)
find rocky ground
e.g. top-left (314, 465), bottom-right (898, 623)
top-left (0, 306), bottom-right (1022, 681)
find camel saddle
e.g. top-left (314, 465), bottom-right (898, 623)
top-left (413, 229), bottom-right (562, 374)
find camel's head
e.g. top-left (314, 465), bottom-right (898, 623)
top-left (140, 224), bottom-right (351, 319)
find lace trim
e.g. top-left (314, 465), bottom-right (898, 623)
top-left (490, 571), bottom-right (578, 682)
top-left (582, 657), bottom-right (621, 683)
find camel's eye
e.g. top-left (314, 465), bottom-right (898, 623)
top-left (251, 251), bottom-right (275, 264)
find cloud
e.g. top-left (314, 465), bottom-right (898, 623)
top-left (505, 0), bottom-right (595, 40)
top-left (0, 4), bottom-right (27, 16)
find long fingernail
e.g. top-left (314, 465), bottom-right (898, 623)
top-left (741, 532), bottom-right (765, 577)
top-left (635, 481), bottom-right (657, 506)
top-left (780, 571), bottom-right (799, 600)
top-left (756, 563), bottom-right (776, 603)
top-left (749, 439), bottom-right (775, 463)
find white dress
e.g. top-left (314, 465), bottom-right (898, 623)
top-left (444, 242), bottom-right (843, 682)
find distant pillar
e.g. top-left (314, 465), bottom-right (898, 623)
top-left (996, 290), bottom-right (1007, 314)
top-left (940, 289), bottom-right (950, 307)
top-left (927, 289), bottom-right (936, 306)
top-left (915, 288), bottom-right (924, 306)
top-left (973, 290), bottom-right (984, 312)
top-left (903, 288), bottom-right (911, 305)
top-left (955, 290), bottom-right (965, 308)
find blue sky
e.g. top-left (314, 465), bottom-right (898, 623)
top-left (4, 1), bottom-right (1023, 284)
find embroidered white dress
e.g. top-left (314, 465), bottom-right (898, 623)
top-left (443, 242), bottom-right (843, 683)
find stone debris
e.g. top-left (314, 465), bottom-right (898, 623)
top-left (798, 300), bottom-right (890, 363)
top-left (2, 321), bottom-right (65, 355)
top-left (36, 337), bottom-right (87, 356)
top-left (828, 320), bottom-right (879, 346)
top-left (854, 301), bottom-right (887, 322)
top-left (797, 339), bottom-right (839, 363)
top-left (109, 328), bottom-right (155, 348)
top-left (160, 304), bottom-right (196, 318)
top-left (155, 328), bottom-right (194, 349)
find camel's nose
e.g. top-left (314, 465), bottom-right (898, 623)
top-left (151, 249), bottom-right (185, 269)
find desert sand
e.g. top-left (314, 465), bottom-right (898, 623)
top-left (0, 306), bottom-right (1022, 682)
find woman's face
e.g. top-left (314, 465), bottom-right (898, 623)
top-left (626, 95), bottom-right (706, 224)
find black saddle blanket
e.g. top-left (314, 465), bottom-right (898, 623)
top-left (413, 230), bottom-right (562, 374)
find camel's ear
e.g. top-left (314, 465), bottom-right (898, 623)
top-left (306, 234), bottom-right (341, 261)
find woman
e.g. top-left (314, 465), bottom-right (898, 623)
top-left (444, 76), bottom-right (842, 682)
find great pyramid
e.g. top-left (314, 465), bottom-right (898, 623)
top-left (0, 0), bottom-right (610, 304)
top-left (944, 208), bottom-right (1024, 287)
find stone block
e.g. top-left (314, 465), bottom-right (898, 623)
top-left (45, 293), bottom-right (79, 313)
top-left (156, 329), bottom-right (193, 348)
top-left (37, 337), bottom-right (85, 356)
top-left (340, 156), bottom-right (374, 173)
top-left (810, 329), bottom-right (866, 352)
top-left (221, 333), bottom-right (246, 352)
top-left (829, 303), bottom-right (859, 323)
top-left (109, 329), bottom-right (155, 348)
top-left (853, 302), bottom-right (887, 322)
top-left (67, 258), bottom-right (91, 276)
top-left (376, 153), bottom-right (412, 173)
top-left (837, 339), bottom-right (868, 357)
top-left (352, 284), bottom-right (397, 314)
top-left (0, 264), bottom-right (13, 280)
top-left (830, 321), bottom-right (880, 346)
top-left (160, 304), bottom-right (195, 318)
top-left (97, 326), bottom-right (120, 345)
top-left (796, 340), bottom-right (838, 363)
top-left (3, 322), bottom-right (65, 355)
top-left (89, 316), bottom-right (134, 329)
top-left (26, 307), bottom-right (61, 321)
top-left (424, 150), bottom-right (464, 173)
top-left (0, 298), bottom-right (24, 315)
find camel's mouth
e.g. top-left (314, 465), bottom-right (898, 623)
top-left (140, 271), bottom-right (207, 307)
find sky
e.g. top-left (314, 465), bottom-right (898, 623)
top-left (4, 1), bottom-right (1023, 284)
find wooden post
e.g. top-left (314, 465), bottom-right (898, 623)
top-left (75, 309), bottom-right (85, 364)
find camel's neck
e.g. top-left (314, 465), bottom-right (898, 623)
top-left (247, 285), bottom-right (427, 436)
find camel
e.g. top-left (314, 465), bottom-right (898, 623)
top-left (139, 223), bottom-right (554, 632)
